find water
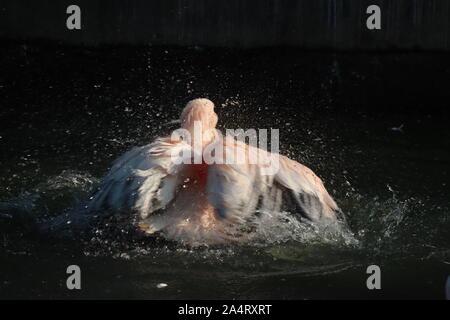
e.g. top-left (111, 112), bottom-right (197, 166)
top-left (0, 43), bottom-right (449, 299)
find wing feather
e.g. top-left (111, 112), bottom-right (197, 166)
top-left (275, 155), bottom-right (339, 221)
top-left (88, 138), bottom-right (190, 218)
top-left (206, 138), bottom-right (340, 224)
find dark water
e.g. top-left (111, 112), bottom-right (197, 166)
top-left (0, 43), bottom-right (449, 299)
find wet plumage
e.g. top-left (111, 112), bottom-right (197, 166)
top-left (89, 98), bottom-right (342, 244)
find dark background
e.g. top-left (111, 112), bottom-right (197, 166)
top-left (1, 0), bottom-right (450, 117)
top-left (1, 0), bottom-right (450, 49)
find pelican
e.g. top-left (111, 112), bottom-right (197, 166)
top-left (88, 98), bottom-right (342, 244)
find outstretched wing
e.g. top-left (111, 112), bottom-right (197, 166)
top-left (274, 155), bottom-right (340, 222)
top-left (88, 138), bottom-right (191, 218)
top-left (206, 138), bottom-right (340, 223)
top-left (206, 138), bottom-right (279, 223)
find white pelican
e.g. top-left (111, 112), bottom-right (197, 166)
top-left (89, 98), bottom-right (342, 244)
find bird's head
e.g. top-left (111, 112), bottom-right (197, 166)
top-left (180, 98), bottom-right (218, 130)
top-left (180, 98), bottom-right (219, 147)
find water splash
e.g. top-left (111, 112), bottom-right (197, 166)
top-left (1, 166), bottom-right (448, 270)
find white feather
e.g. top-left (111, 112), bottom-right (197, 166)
top-left (88, 138), bottom-right (191, 218)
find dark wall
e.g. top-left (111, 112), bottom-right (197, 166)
top-left (1, 0), bottom-right (450, 49)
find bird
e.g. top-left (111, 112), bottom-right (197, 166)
top-left (88, 98), bottom-right (342, 244)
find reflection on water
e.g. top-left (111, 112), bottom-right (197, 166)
top-left (0, 44), bottom-right (449, 299)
